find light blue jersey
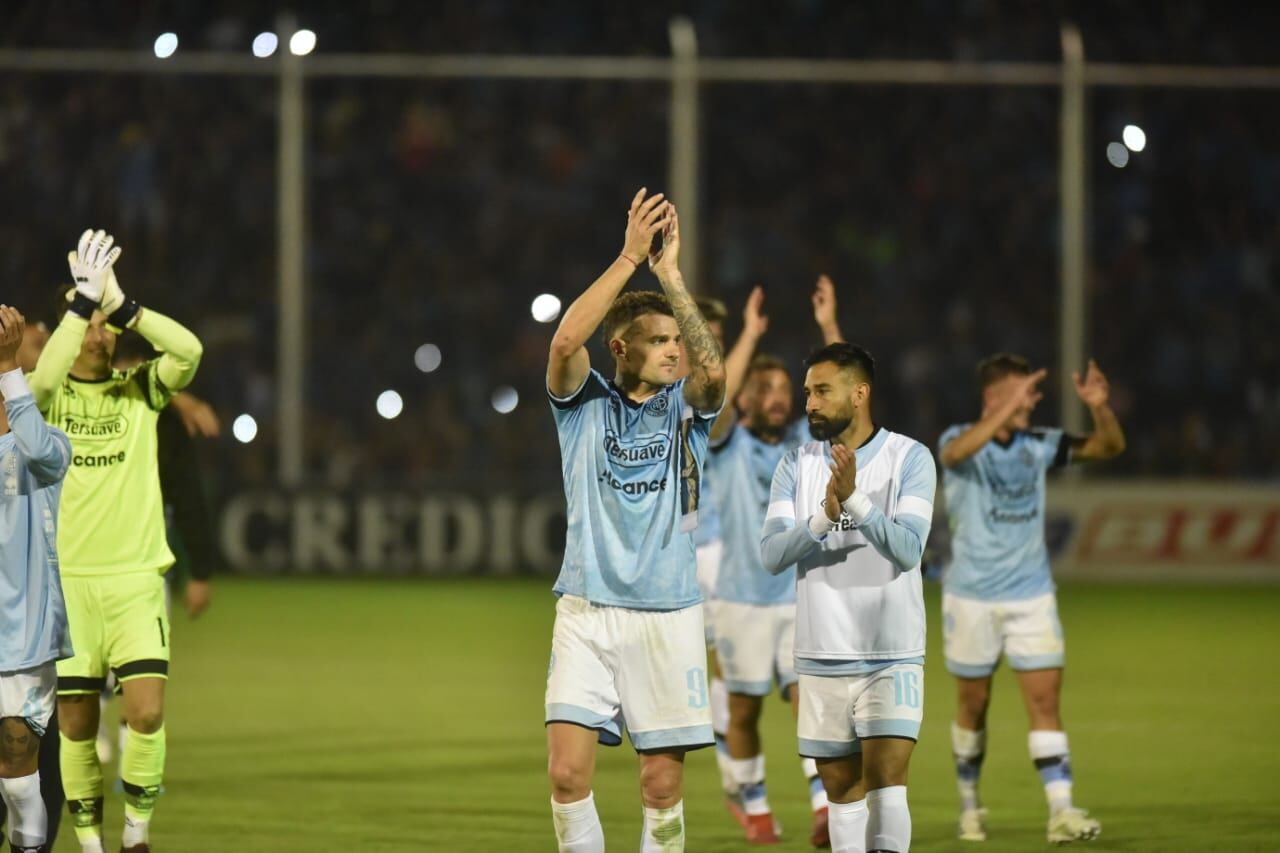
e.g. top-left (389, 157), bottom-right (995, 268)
top-left (549, 369), bottom-right (715, 610)
top-left (939, 424), bottom-right (1068, 601)
top-left (692, 471), bottom-right (721, 547)
top-left (709, 419), bottom-right (808, 605)
top-left (1, 370), bottom-right (73, 672)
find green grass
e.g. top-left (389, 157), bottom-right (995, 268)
top-left (60, 578), bottom-right (1280, 851)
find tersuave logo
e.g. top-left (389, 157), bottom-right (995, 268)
top-left (61, 414), bottom-right (129, 441)
top-left (602, 430), bottom-right (670, 467)
top-left (599, 470), bottom-right (668, 496)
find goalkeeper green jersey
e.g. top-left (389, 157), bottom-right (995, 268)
top-left (43, 363), bottom-right (175, 576)
top-left (31, 310), bottom-right (202, 578)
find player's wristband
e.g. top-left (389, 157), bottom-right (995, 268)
top-left (618, 253), bottom-right (642, 268)
top-left (841, 491), bottom-right (875, 524)
top-left (106, 298), bottom-right (141, 332)
top-left (0, 368), bottom-right (31, 401)
top-left (808, 512), bottom-right (837, 539)
top-left (67, 291), bottom-right (97, 320)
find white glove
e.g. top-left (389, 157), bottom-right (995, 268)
top-left (67, 229), bottom-right (121, 304)
top-left (102, 268), bottom-right (126, 315)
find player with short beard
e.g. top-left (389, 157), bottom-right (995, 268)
top-left (707, 277), bottom-right (845, 847)
top-left (762, 343), bottom-right (937, 853)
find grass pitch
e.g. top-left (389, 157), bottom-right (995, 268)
top-left (63, 578), bottom-right (1280, 851)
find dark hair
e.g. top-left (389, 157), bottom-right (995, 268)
top-left (747, 353), bottom-right (789, 379)
top-left (977, 352), bottom-right (1031, 389)
top-left (805, 342), bottom-right (875, 384)
top-left (602, 290), bottom-right (674, 342)
top-left (694, 297), bottom-right (727, 324)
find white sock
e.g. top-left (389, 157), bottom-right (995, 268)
top-left (0, 772), bottom-right (47, 851)
top-left (122, 813), bottom-right (150, 847)
top-left (80, 840), bottom-right (106, 853)
top-left (866, 785), bottom-right (911, 852)
top-left (550, 792), bottom-right (605, 853)
top-left (710, 677), bottom-right (729, 734)
top-left (951, 723), bottom-right (985, 812)
top-left (1028, 730), bottom-right (1073, 815)
top-left (641, 800), bottom-right (684, 852)
top-left (729, 754), bottom-right (769, 815)
top-left (828, 798), bottom-right (868, 853)
top-left (801, 757), bottom-right (829, 811)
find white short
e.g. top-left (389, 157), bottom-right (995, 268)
top-left (545, 595), bottom-right (714, 752)
top-left (942, 591), bottom-right (1065, 677)
top-left (796, 663), bottom-right (924, 758)
top-left (695, 541), bottom-right (722, 643)
top-left (0, 662), bottom-right (57, 737)
top-left (713, 601), bottom-right (796, 697)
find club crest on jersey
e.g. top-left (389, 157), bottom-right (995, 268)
top-left (644, 393), bottom-right (669, 416)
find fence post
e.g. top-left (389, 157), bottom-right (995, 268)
top-left (668, 17), bottom-right (700, 292)
top-left (1059, 24), bottom-right (1087, 461)
top-left (278, 13), bottom-right (306, 486)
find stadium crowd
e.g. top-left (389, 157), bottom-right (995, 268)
top-left (1, 2), bottom-right (1275, 492)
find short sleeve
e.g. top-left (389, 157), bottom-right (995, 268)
top-left (938, 424), bottom-right (976, 474)
top-left (548, 370), bottom-right (608, 428)
top-left (709, 419), bottom-right (738, 454)
top-left (1032, 427), bottom-right (1067, 470)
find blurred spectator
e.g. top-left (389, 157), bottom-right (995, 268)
top-left (2, 2), bottom-right (1275, 496)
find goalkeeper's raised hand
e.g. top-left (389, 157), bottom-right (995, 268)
top-left (66, 229), bottom-right (122, 317)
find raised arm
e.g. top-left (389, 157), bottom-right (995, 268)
top-left (547, 189), bottom-right (671, 398)
top-left (1, 308), bottom-right (70, 485)
top-left (710, 286), bottom-right (767, 443)
top-left (812, 274), bottom-right (845, 345)
top-left (1068, 359), bottom-right (1126, 462)
top-left (132, 309), bottom-right (202, 393)
top-left (649, 205), bottom-right (725, 414)
top-left (940, 368), bottom-right (1047, 468)
top-left (27, 311), bottom-right (87, 411)
top-left (28, 229), bottom-right (122, 409)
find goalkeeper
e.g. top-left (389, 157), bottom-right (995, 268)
top-left (29, 229), bottom-right (202, 853)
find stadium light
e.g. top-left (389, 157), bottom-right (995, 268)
top-left (1105, 142), bottom-right (1130, 169)
top-left (232, 414), bottom-right (258, 444)
top-left (491, 386), bottom-right (519, 414)
top-left (153, 33), bottom-right (179, 59)
top-left (414, 343), bottom-right (442, 373)
top-left (377, 389), bottom-right (404, 420)
top-left (252, 32), bottom-right (279, 58)
top-left (1123, 124), bottom-right (1147, 153)
top-left (289, 29), bottom-right (317, 56)
top-left (531, 294), bottom-right (562, 323)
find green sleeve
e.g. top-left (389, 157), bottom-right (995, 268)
top-left (27, 312), bottom-right (89, 412)
top-left (133, 308), bottom-right (203, 395)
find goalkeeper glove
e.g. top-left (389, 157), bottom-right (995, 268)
top-left (65, 229), bottom-right (122, 319)
top-left (101, 268), bottom-right (141, 331)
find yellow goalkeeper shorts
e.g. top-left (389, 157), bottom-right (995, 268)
top-left (57, 572), bottom-right (170, 694)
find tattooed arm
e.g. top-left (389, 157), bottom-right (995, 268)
top-left (649, 204), bottom-right (725, 414)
